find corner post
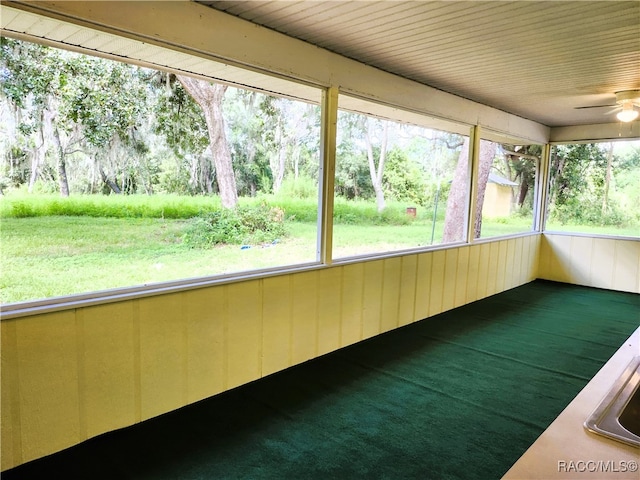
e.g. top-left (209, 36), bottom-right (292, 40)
top-left (318, 86), bottom-right (339, 264)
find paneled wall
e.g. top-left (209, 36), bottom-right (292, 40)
top-left (1, 235), bottom-right (539, 470)
top-left (538, 234), bottom-right (640, 293)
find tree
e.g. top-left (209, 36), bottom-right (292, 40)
top-left (152, 72), bottom-right (211, 194)
top-left (336, 112), bottom-right (391, 211)
top-left (548, 143), bottom-right (613, 225)
top-left (601, 142), bottom-right (614, 216)
top-left (1, 38), bottom-right (153, 196)
top-left (1, 38), bottom-right (68, 194)
top-left (442, 138), bottom-right (496, 241)
top-left (382, 147), bottom-right (428, 205)
top-left (176, 75), bottom-right (238, 208)
top-left (499, 145), bottom-right (539, 210)
top-left (63, 55), bottom-right (152, 194)
top-left (365, 117), bottom-right (389, 212)
top-left (225, 89), bottom-right (271, 196)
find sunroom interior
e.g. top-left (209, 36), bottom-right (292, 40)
top-left (1, 1), bottom-right (639, 478)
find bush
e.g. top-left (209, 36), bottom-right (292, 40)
top-left (182, 203), bottom-right (286, 247)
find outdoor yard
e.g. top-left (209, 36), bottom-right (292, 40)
top-left (0, 192), bottom-right (546, 304)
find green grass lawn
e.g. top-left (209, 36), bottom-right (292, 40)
top-left (0, 215), bottom-right (531, 304)
top-left (2, 193), bottom-right (637, 304)
top-left (0, 217), bottom-right (318, 303)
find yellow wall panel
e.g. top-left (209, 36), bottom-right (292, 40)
top-left (262, 276), bottom-right (293, 377)
top-left (592, 238), bottom-right (616, 288)
top-left (291, 271), bottom-right (318, 364)
top-left (528, 236), bottom-right (537, 279)
top-left (362, 260), bottom-right (384, 339)
top-left (79, 302), bottom-right (137, 439)
top-left (137, 293), bottom-right (187, 420)
top-left (517, 237), bottom-right (528, 284)
top-left (15, 311), bottom-right (81, 464)
top-left (1, 320), bottom-right (20, 469)
top-left (569, 236), bottom-right (593, 286)
top-left (317, 267), bottom-right (342, 355)
top-left (398, 255), bottom-right (418, 326)
top-left (524, 236), bottom-right (535, 282)
top-left (546, 235), bottom-right (573, 284)
top-left (441, 249), bottom-right (458, 312)
top-left (0, 233), bottom-right (546, 471)
top-left (454, 247), bottom-right (469, 308)
top-left (613, 239), bottom-right (640, 293)
top-left (496, 241), bottom-right (508, 293)
top-left (477, 243), bottom-right (491, 299)
top-left (538, 234), bottom-right (551, 279)
top-left (415, 252), bottom-right (433, 320)
top-left (530, 235), bottom-right (541, 280)
top-left (465, 245), bottom-right (481, 303)
top-left (538, 234), bottom-right (639, 293)
top-left (225, 281), bottom-right (262, 389)
top-left (486, 242), bottom-right (499, 296)
top-left (429, 250), bottom-right (446, 316)
top-left (184, 286), bottom-right (226, 403)
top-left (380, 258), bottom-right (402, 333)
top-left (341, 263), bottom-right (364, 347)
top-left (505, 239), bottom-right (516, 290)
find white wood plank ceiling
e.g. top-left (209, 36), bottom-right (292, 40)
top-left (0, 6), bottom-right (323, 104)
top-left (198, 0), bottom-right (640, 127)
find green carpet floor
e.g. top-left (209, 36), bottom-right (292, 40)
top-left (4, 280), bottom-right (639, 479)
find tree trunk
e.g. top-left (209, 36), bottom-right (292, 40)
top-left (177, 75), bottom-right (238, 208)
top-left (365, 119), bottom-right (388, 212)
top-left (443, 138), bottom-right (496, 242)
top-left (473, 140), bottom-right (497, 237)
top-left (52, 126), bottom-right (70, 197)
top-left (270, 116), bottom-right (287, 194)
top-left (293, 145), bottom-right (300, 179)
top-left (442, 137), bottom-right (470, 243)
top-left (517, 181), bottom-right (529, 207)
top-left (29, 124), bottom-right (45, 193)
top-left (602, 142), bottom-right (614, 216)
top-left (99, 165), bottom-right (122, 194)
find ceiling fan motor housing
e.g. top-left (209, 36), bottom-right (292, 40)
top-left (614, 90), bottom-right (640, 122)
top-left (615, 90), bottom-right (640, 106)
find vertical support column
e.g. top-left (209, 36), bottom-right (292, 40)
top-left (534, 143), bottom-right (551, 232)
top-left (466, 125), bottom-right (481, 244)
top-left (318, 86), bottom-right (339, 264)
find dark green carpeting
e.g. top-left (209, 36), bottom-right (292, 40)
top-left (4, 280), bottom-right (639, 479)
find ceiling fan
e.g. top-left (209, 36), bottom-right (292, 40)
top-left (575, 90), bottom-right (640, 122)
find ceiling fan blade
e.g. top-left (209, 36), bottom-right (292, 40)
top-left (574, 104), bottom-right (617, 110)
top-left (604, 106), bottom-right (622, 115)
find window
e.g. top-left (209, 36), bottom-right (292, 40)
top-left (0, 38), bottom-right (322, 303)
top-left (332, 96), bottom-right (470, 259)
top-left (474, 138), bottom-right (540, 239)
top-left (545, 140), bottom-right (640, 237)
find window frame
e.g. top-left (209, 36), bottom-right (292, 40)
top-left (543, 139), bottom-right (640, 239)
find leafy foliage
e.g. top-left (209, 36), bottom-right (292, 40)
top-left (547, 143), bottom-right (638, 227)
top-left (182, 203), bottom-right (286, 247)
top-left (382, 148), bottom-right (428, 206)
top-left (3, 37), bottom-right (639, 243)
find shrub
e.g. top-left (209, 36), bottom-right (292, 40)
top-left (182, 203), bottom-right (286, 247)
